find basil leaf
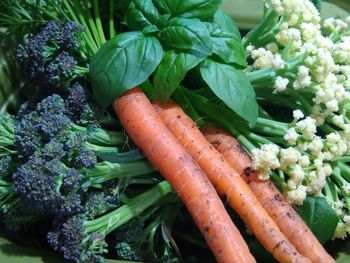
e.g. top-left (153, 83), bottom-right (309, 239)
top-left (126, 0), bottom-right (162, 31)
top-left (90, 32), bottom-right (163, 108)
top-left (311, 0), bottom-right (322, 12)
top-left (154, 51), bottom-right (204, 102)
top-left (213, 10), bottom-right (241, 40)
top-left (295, 196), bottom-right (339, 244)
top-left (98, 149), bottom-right (145, 163)
top-left (154, 0), bottom-right (221, 20)
top-left (206, 23), bottom-right (246, 66)
top-left (200, 59), bottom-right (258, 124)
top-left (159, 17), bottom-right (213, 56)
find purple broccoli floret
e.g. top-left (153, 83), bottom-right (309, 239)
top-left (12, 154), bottom-right (83, 217)
top-left (16, 20), bottom-right (83, 90)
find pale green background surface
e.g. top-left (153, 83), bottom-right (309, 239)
top-left (1, 0), bottom-right (349, 262)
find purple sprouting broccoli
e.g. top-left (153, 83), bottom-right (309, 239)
top-left (16, 20), bottom-right (84, 91)
top-left (64, 132), bottom-right (97, 169)
top-left (65, 82), bottom-right (101, 125)
top-left (12, 153), bottom-right (83, 217)
top-left (47, 181), bottom-right (173, 263)
top-left (47, 215), bottom-right (106, 263)
top-left (14, 94), bottom-right (71, 157)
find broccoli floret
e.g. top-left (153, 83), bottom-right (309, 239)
top-left (64, 132), bottom-right (97, 169)
top-left (12, 154), bottom-right (83, 216)
top-left (47, 181), bottom-right (172, 263)
top-left (83, 191), bottom-right (116, 219)
top-left (16, 20), bottom-right (84, 90)
top-left (0, 156), bottom-right (14, 178)
top-left (64, 82), bottom-right (100, 124)
top-left (12, 93), bottom-right (121, 160)
top-left (14, 94), bottom-right (71, 156)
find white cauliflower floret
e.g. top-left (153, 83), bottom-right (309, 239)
top-left (286, 185), bottom-right (307, 205)
top-left (252, 144), bottom-right (280, 180)
top-left (273, 76), bottom-right (289, 93)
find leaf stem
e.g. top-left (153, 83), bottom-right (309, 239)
top-left (62, 0), bottom-right (98, 53)
top-left (84, 181), bottom-right (172, 234)
top-left (72, 0), bottom-right (101, 48)
top-left (109, 0), bottom-right (115, 39)
top-left (93, 0), bottom-right (106, 44)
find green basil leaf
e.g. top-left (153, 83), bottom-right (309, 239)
top-left (98, 149), bottom-right (145, 163)
top-left (206, 23), bottom-right (246, 66)
top-left (154, 51), bottom-right (204, 102)
top-left (154, 0), bottom-right (221, 20)
top-left (200, 58), bottom-right (258, 124)
top-left (311, 0), bottom-right (322, 12)
top-left (125, 0), bottom-right (162, 31)
top-left (90, 32), bottom-right (163, 108)
top-left (213, 10), bottom-right (241, 40)
top-left (159, 17), bottom-right (213, 56)
top-left (295, 196), bottom-right (339, 244)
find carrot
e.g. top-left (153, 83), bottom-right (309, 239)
top-left (153, 100), bottom-right (311, 263)
top-left (202, 125), bottom-right (335, 263)
top-left (114, 87), bottom-right (255, 263)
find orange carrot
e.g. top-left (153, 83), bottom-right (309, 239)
top-left (202, 125), bottom-right (335, 263)
top-left (114, 87), bottom-right (255, 263)
top-left (153, 100), bottom-right (311, 263)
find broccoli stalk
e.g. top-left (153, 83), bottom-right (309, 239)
top-left (2, 94), bottom-right (123, 159)
top-left (47, 180), bottom-right (173, 263)
top-left (0, 113), bottom-right (16, 157)
top-left (82, 160), bottom-right (156, 189)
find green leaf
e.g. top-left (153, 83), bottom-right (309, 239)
top-left (200, 59), bottom-right (258, 124)
top-left (295, 196), bottom-right (339, 244)
top-left (213, 10), bottom-right (241, 40)
top-left (98, 149), bottom-right (145, 163)
top-left (206, 23), bottom-right (246, 66)
top-left (153, 51), bottom-right (204, 102)
top-left (158, 17), bottom-right (213, 56)
top-left (125, 0), bottom-right (163, 31)
top-left (154, 0), bottom-right (221, 20)
top-left (90, 32), bottom-right (163, 108)
top-left (311, 0), bottom-right (322, 12)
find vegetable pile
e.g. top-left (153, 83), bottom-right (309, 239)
top-left (0, 0), bottom-right (349, 262)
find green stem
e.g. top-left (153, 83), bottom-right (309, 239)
top-left (243, 10), bottom-right (278, 47)
top-left (83, 160), bottom-right (156, 187)
top-left (62, 0), bottom-right (98, 53)
top-left (0, 137), bottom-right (13, 146)
top-left (257, 93), bottom-right (302, 110)
top-left (286, 89), bottom-right (313, 113)
top-left (85, 142), bottom-right (119, 153)
top-left (256, 117), bottom-right (289, 133)
top-left (76, 0), bottom-right (102, 47)
top-left (70, 0), bottom-right (99, 49)
top-left (74, 65), bottom-right (89, 75)
top-left (270, 171), bottom-right (287, 192)
top-left (109, 0), bottom-right (115, 39)
top-left (246, 67), bottom-right (276, 88)
top-left (335, 156), bottom-right (350, 163)
top-left (182, 88), bottom-right (256, 152)
top-left (338, 162), bottom-right (350, 182)
top-left (252, 126), bottom-right (286, 137)
top-left (84, 180), bottom-right (172, 234)
top-left (93, 0), bottom-right (106, 44)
